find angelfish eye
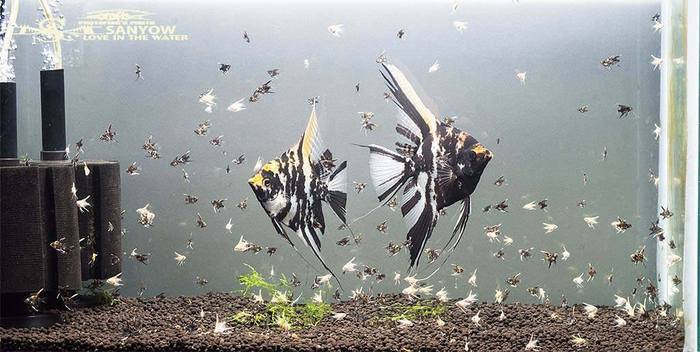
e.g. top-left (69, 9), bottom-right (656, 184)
top-left (263, 179), bottom-right (271, 187)
top-left (468, 151), bottom-right (477, 161)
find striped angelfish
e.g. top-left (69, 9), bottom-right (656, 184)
top-left (363, 63), bottom-right (492, 269)
top-left (248, 104), bottom-right (348, 284)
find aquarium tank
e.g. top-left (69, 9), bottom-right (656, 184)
top-left (0, 0), bottom-right (697, 351)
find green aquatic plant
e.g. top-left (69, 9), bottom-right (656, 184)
top-left (274, 313), bottom-right (292, 331)
top-left (237, 265), bottom-right (303, 299)
top-left (232, 266), bottom-right (333, 330)
top-left (229, 311), bottom-right (267, 326)
top-left (76, 283), bottom-right (120, 307)
top-left (394, 303), bottom-right (445, 320)
top-left (253, 312), bottom-right (267, 325)
top-left (229, 300), bottom-right (331, 330)
top-left (269, 289), bottom-right (290, 304)
top-left (278, 273), bottom-right (293, 290)
top-left (267, 300), bottom-right (296, 319)
top-left (378, 301), bottom-right (446, 322)
top-left (298, 300), bottom-right (332, 326)
top-left (238, 264), bottom-right (277, 295)
top-left (94, 289), bottom-right (120, 306)
top-left (231, 311), bottom-right (253, 324)
top-left (19, 153), bottom-right (31, 166)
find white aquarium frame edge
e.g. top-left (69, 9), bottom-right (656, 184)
top-left (683, 0), bottom-right (698, 350)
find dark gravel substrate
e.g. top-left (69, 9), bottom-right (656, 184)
top-left (0, 292), bottom-right (684, 351)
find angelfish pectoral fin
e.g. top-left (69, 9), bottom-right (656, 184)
top-left (435, 158), bottom-right (457, 187)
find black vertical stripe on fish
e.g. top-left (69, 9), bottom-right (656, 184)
top-left (380, 64), bottom-right (436, 134)
top-left (311, 197), bottom-right (325, 236)
top-left (381, 70), bottom-right (428, 134)
top-left (303, 222), bottom-right (322, 254)
top-left (396, 124), bottom-right (421, 145)
top-left (405, 200), bottom-right (438, 268)
top-left (401, 189), bottom-right (422, 215)
top-left (404, 171), bottom-right (438, 267)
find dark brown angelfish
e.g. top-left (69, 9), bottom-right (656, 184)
top-left (363, 63), bottom-right (492, 268)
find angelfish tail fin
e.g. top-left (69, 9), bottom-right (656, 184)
top-left (323, 160), bottom-right (348, 224)
top-left (360, 144), bottom-right (413, 203)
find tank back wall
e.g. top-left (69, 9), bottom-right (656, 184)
top-left (11, 0), bottom-right (661, 306)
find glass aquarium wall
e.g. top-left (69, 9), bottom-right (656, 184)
top-left (9, 0), bottom-right (665, 307)
top-left (659, 0), bottom-right (698, 350)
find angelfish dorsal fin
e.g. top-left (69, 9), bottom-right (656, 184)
top-left (382, 63), bottom-right (438, 135)
top-left (253, 156), bottom-right (263, 173)
top-left (299, 105), bottom-right (325, 161)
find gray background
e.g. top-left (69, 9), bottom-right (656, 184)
top-left (12, 0), bottom-right (660, 305)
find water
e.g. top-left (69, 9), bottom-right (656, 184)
top-left (11, 0), bottom-right (661, 307)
